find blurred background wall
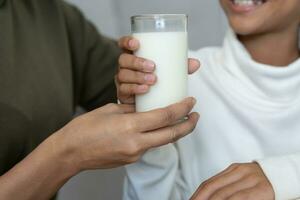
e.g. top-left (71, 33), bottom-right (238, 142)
top-left (58, 0), bottom-right (228, 199)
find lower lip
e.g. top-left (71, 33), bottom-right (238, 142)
top-left (228, 0), bottom-right (266, 14)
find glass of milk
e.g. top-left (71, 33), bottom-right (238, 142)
top-left (131, 14), bottom-right (188, 112)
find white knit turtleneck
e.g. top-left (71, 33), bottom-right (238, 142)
top-left (123, 29), bottom-right (300, 200)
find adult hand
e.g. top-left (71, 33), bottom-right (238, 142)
top-left (190, 163), bottom-right (275, 200)
top-left (54, 97), bottom-right (199, 171)
top-left (116, 36), bottom-right (201, 104)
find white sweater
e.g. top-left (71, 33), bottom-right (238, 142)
top-left (123, 29), bottom-right (300, 200)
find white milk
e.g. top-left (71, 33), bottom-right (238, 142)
top-left (133, 32), bottom-right (188, 112)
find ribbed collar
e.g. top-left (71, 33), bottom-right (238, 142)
top-left (220, 29), bottom-right (300, 105)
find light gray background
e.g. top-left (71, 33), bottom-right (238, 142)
top-left (58, 0), bottom-right (228, 199)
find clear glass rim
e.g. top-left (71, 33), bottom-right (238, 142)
top-left (131, 14), bottom-right (188, 20)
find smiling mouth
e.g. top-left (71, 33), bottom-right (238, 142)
top-left (231, 0), bottom-right (268, 6)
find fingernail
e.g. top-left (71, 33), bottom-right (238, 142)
top-left (137, 85), bottom-right (148, 93)
top-left (144, 74), bottom-right (156, 83)
top-left (143, 61), bottom-right (155, 72)
top-left (193, 59), bottom-right (201, 67)
top-left (129, 39), bottom-right (138, 48)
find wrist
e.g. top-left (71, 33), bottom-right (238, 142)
top-left (0, 131), bottom-right (81, 200)
top-left (45, 131), bottom-right (81, 178)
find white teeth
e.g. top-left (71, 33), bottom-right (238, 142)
top-left (233, 0), bottom-right (264, 6)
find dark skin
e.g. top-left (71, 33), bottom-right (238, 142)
top-left (0, 36), bottom-right (200, 200)
top-left (0, 99), bottom-right (199, 200)
top-left (190, 0), bottom-right (300, 199)
top-left (117, 0), bottom-right (300, 199)
top-left (221, 0), bottom-right (300, 67)
top-left (116, 36), bottom-right (200, 104)
top-left (190, 163), bottom-right (273, 200)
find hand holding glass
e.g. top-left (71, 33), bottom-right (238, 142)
top-left (131, 14), bottom-right (188, 112)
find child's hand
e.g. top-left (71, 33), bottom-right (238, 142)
top-left (116, 36), bottom-right (201, 104)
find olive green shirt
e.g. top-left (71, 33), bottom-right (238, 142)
top-left (0, 0), bottom-right (120, 197)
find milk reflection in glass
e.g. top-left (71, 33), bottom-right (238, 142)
top-left (131, 15), bottom-right (188, 112)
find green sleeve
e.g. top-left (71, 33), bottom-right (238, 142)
top-left (61, 1), bottom-right (121, 111)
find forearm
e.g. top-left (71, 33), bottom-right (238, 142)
top-left (0, 132), bottom-right (78, 200)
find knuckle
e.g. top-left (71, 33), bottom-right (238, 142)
top-left (200, 184), bottom-right (212, 193)
top-left (124, 141), bottom-right (142, 157)
top-left (228, 163), bottom-right (240, 170)
top-left (123, 118), bottom-right (138, 132)
top-left (119, 84), bottom-right (131, 94)
top-left (133, 57), bottom-right (142, 68)
top-left (199, 180), bottom-right (213, 191)
top-left (200, 180), bottom-right (208, 187)
top-left (118, 54), bottom-right (127, 65)
top-left (129, 85), bottom-right (137, 94)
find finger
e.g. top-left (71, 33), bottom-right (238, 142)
top-left (130, 97), bottom-right (197, 132)
top-left (117, 104), bottom-right (136, 113)
top-left (188, 58), bottom-right (201, 74)
top-left (118, 36), bottom-right (140, 51)
top-left (118, 89), bottom-right (136, 104)
top-left (192, 167), bottom-right (244, 200)
top-left (118, 69), bottom-right (156, 85)
top-left (141, 112), bottom-right (199, 148)
top-left (119, 84), bottom-right (150, 95)
top-left (191, 164), bottom-right (239, 199)
top-left (116, 75), bottom-right (136, 104)
top-left (119, 54), bottom-right (156, 73)
top-left (118, 95), bottom-right (135, 104)
top-left (209, 176), bottom-right (257, 200)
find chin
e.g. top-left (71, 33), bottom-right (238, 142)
top-left (228, 16), bottom-right (266, 36)
top-left (220, 0), bottom-right (272, 36)
top-left (220, 0), bottom-right (300, 36)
